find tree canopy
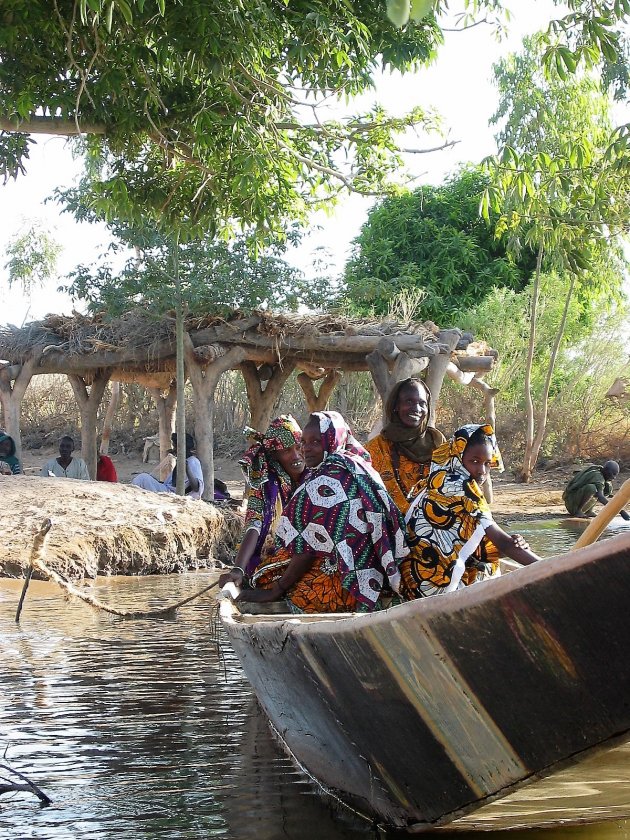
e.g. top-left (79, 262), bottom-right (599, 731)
top-left (341, 167), bottom-right (535, 322)
top-left (61, 227), bottom-right (326, 317)
top-left (0, 0), bottom-right (447, 238)
top-left (1, 1), bottom-right (628, 241)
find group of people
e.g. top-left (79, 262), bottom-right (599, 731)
top-left (220, 377), bottom-right (548, 614)
top-left (0, 432), bottom-right (118, 481)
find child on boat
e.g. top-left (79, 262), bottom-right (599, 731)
top-left (400, 424), bottom-right (540, 599)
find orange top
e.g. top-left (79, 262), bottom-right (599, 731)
top-left (366, 434), bottom-right (432, 515)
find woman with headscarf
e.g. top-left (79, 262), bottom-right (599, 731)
top-left (400, 424), bottom-right (539, 599)
top-left (219, 415), bottom-right (306, 588)
top-left (367, 378), bottom-right (445, 516)
top-left (244, 411), bottom-right (408, 614)
top-left (0, 432), bottom-right (21, 475)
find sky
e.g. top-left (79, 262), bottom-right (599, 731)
top-left (0, 0), bottom-right (603, 326)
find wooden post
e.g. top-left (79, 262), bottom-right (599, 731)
top-left (0, 350), bottom-right (42, 463)
top-left (240, 360), bottom-right (296, 431)
top-left (99, 381), bottom-right (120, 455)
top-left (425, 330), bottom-right (461, 426)
top-left (67, 369), bottom-right (112, 478)
top-left (296, 369), bottom-right (341, 412)
top-left (148, 380), bottom-right (178, 464)
top-left (185, 337), bottom-right (246, 501)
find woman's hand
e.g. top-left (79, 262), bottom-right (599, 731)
top-left (237, 582), bottom-right (285, 603)
top-left (218, 567), bottom-right (244, 588)
top-left (510, 533), bottom-right (530, 551)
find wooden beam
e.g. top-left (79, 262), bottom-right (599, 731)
top-left (0, 116), bottom-right (107, 135)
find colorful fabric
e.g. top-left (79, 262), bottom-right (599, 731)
top-left (0, 432), bottom-right (21, 475)
top-left (367, 435), bottom-right (439, 515)
top-left (400, 423), bottom-right (503, 599)
top-left (253, 411), bottom-right (408, 613)
top-left (562, 465), bottom-right (610, 515)
top-left (96, 455), bottom-right (118, 482)
top-left (367, 379), bottom-right (445, 515)
top-left (238, 415), bottom-right (303, 575)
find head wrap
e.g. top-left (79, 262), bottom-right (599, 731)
top-left (381, 378), bottom-right (443, 464)
top-left (430, 423), bottom-right (504, 483)
top-left (239, 414), bottom-right (302, 489)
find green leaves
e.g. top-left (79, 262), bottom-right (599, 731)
top-left (342, 166), bottom-right (532, 323)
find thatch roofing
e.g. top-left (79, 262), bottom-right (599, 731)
top-left (0, 309), bottom-right (494, 379)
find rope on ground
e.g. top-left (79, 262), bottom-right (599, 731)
top-left (22, 518), bottom-right (222, 619)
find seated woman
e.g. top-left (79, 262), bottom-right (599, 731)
top-left (0, 432), bottom-right (22, 475)
top-left (131, 432), bottom-right (204, 499)
top-left (367, 378), bottom-right (445, 516)
top-left (400, 424), bottom-right (539, 599)
top-left (244, 411), bottom-right (407, 614)
top-left (219, 415), bottom-right (306, 588)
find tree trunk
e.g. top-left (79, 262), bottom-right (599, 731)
top-left (68, 369), bottom-right (112, 478)
top-left (148, 380), bottom-right (177, 478)
top-left (296, 369), bottom-right (340, 413)
top-left (240, 360), bottom-right (295, 431)
top-left (185, 337), bottom-right (246, 501)
top-left (99, 381), bottom-right (120, 455)
top-left (528, 272), bottom-right (576, 472)
top-left (0, 352), bottom-right (42, 462)
top-left (425, 330), bottom-right (461, 426)
top-left (519, 245), bottom-right (544, 483)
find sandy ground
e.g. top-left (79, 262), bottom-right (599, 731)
top-left (1, 446), bottom-right (244, 580)
top-left (3, 446), bottom-right (626, 580)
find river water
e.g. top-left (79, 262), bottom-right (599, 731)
top-left (1, 519), bottom-right (629, 839)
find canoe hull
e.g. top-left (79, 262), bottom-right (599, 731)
top-left (221, 533), bottom-right (630, 830)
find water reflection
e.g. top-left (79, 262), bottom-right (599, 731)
top-left (1, 524), bottom-right (629, 839)
top-left (505, 516), bottom-right (630, 558)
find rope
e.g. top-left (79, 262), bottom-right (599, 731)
top-left (34, 556), bottom-right (220, 617)
top-left (23, 518), bottom-right (222, 618)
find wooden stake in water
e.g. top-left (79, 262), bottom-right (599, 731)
top-left (15, 518), bottom-right (52, 623)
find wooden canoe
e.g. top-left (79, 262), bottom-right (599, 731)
top-left (219, 532), bottom-right (630, 831)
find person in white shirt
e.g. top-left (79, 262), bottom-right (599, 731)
top-left (41, 436), bottom-right (91, 480)
top-left (131, 432), bottom-right (204, 500)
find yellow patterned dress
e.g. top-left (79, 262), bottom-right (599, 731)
top-left (366, 432), bottom-right (444, 516)
top-left (400, 424), bottom-right (503, 599)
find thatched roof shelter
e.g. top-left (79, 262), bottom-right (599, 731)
top-left (0, 309), bottom-right (499, 499)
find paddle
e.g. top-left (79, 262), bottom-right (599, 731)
top-left (574, 477), bottom-right (630, 549)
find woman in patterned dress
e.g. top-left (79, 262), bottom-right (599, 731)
top-left (218, 415), bottom-right (306, 589)
top-left (244, 411), bottom-right (408, 614)
top-left (367, 378), bottom-right (445, 516)
top-left (400, 424), bottom-right (539, 599)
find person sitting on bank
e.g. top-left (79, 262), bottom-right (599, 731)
top-left (367, 377), bottom-right (446, 516)
top-left (219, 415), bottom-right (306, 589)
top-left (244, 411), bottom-right (407, 614)
top-left (400, 424), bottom-right (540, 599)
top-left (96, 454), bottom-right (118, 482)
top-left (41, 436), bottom-right (91, 480)
top-left (562, 461), bottom-right (630, 521)
top-left (131, 432), bottom-right (204, 499)
top-left (0, 432), bottom-right (22, 475)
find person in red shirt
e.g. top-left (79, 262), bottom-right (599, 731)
top-left (96, 454), bottom-right (118, 482)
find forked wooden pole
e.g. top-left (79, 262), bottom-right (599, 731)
top-left (15, 519), bottom-right (52, 623)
